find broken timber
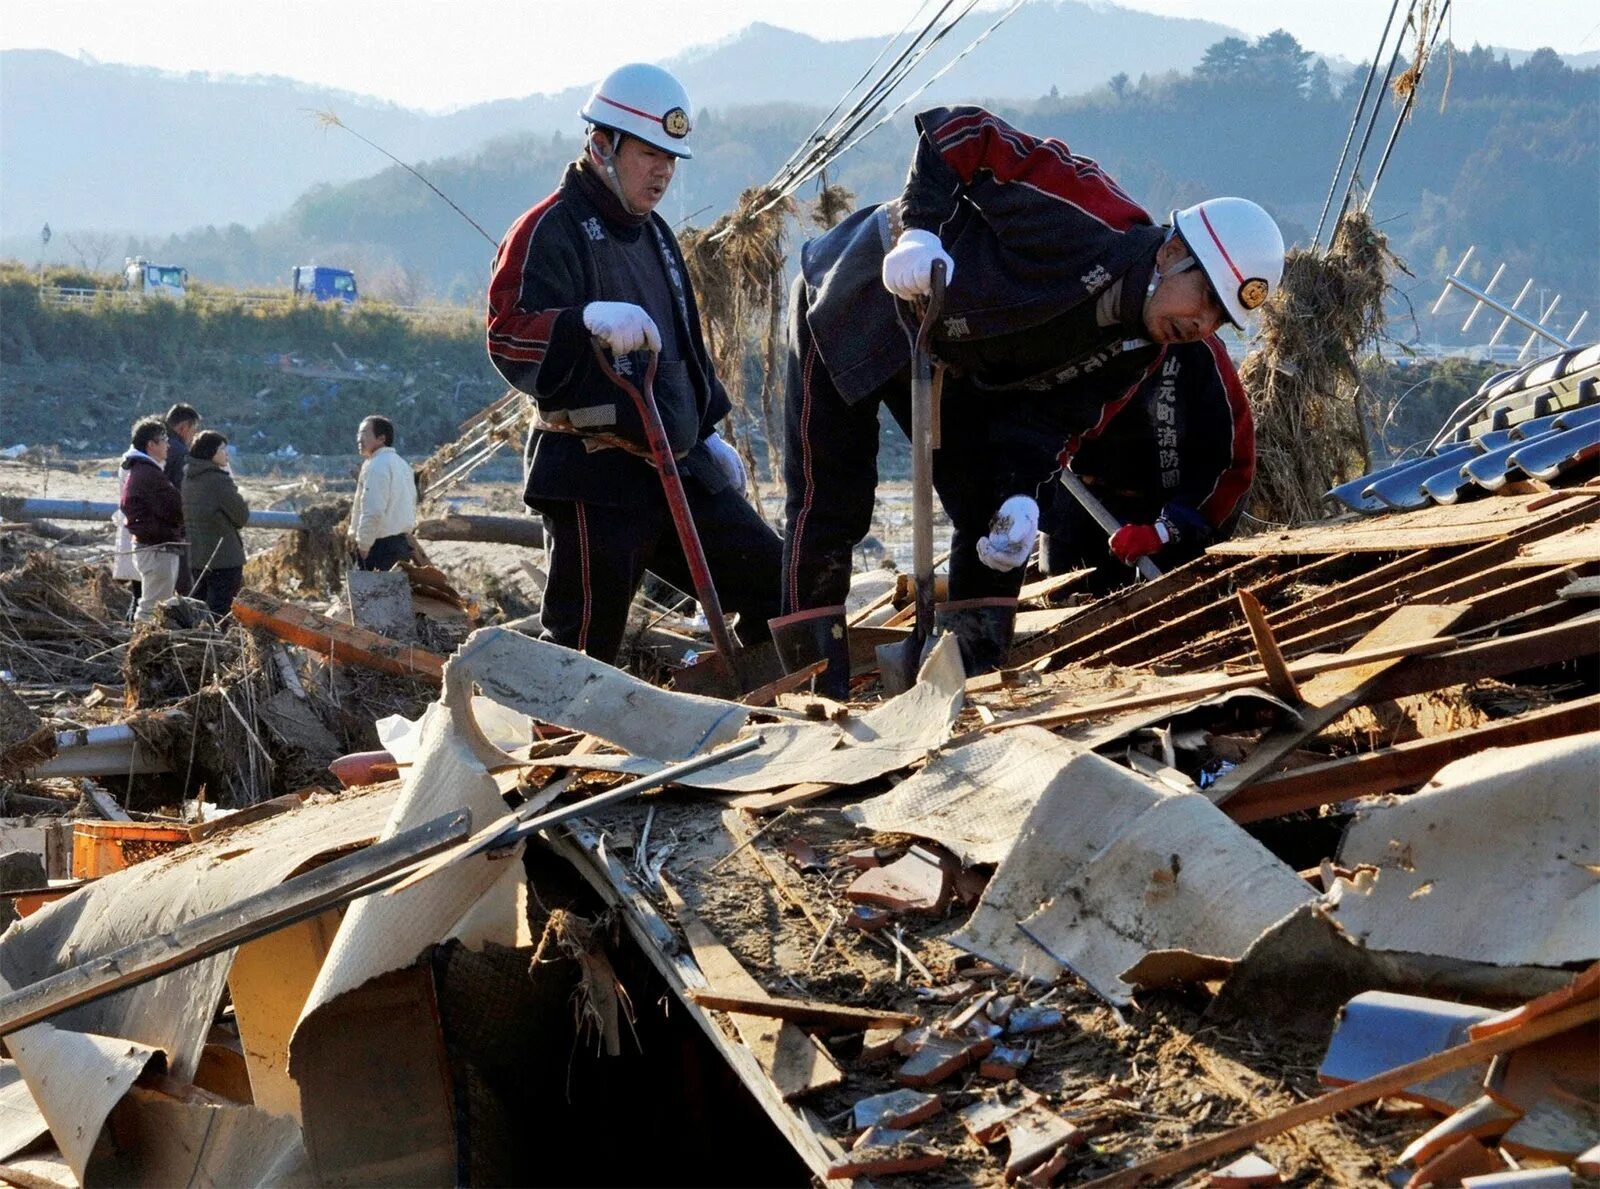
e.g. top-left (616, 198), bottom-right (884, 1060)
top-left (232, 588), bottom-right (445, 681)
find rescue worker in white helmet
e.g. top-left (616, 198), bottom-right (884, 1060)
top-left (772, 104), bottom-right (1283, 692)
top-left (487, 63), bottom-right (782, 665)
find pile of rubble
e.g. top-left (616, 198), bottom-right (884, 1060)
top-left (0, 368), bottom-right (1594, 1186)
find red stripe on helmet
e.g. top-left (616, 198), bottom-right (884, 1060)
top-left (595, 93), bottom-right (663, 123)
top-left (1197, 205), bottom-right (1245, 285)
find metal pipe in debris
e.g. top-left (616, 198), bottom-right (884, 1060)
top-left (4, 498), bottom-right (305, 530)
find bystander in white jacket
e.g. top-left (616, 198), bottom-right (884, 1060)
top-left (350, 445), bottom-right (417, 552)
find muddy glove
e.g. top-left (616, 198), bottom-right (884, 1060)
top-left (704, 431), bottom-right (746, 490)
top-left (976, 495), bottom-right (1039, 572)
top-left (881, 228), bottom-right (955, 301)
top-left (1109, 521), bottom-right (1169, 564)
top-left (583, 301), bottom-right (661, 354)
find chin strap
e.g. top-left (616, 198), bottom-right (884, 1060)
top-left (1146, 227), bottom-right (1196, 301)
top-left (588, 129), bottom-right (647, 219)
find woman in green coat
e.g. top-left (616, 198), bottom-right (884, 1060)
top-left (182, 430), bottom-right (249, 619)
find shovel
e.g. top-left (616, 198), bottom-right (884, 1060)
top-left (1056, 466), bottom-right (1163, 582)
top-left (590, 342), bottom-right (778, 698)
top-left (876, 258), bottom-right (948, 695)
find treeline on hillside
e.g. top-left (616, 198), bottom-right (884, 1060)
top-left (0, 264), bottom-right (502, 456)
top-left (82, 35), bottom-right (1595, 337)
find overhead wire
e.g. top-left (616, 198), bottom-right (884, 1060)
top-left (1362, 0), bottom-right (1453, 212)
top-left (1330, 0), bottom-right (1421, 238)
top-left (786, 0), bottom-right (1030, 196)
top-left (766, 0), bottom-right (948, 185)
top-left (765, 0), bottom-right (979, 200)
top-left (1313, 0), bottom-right (1404, 248)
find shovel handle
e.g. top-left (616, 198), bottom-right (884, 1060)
top-left (589, 341), bottom-right (742, 675)
top-left (909, 261), bottom-right (947, 646)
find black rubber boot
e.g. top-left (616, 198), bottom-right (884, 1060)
top-left (935, 597), bottom-right (1018, 676)
top-left (768, 606), bottom-right (851, 700)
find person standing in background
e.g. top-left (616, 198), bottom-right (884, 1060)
top-left (119, 417), bottom-right (185, 622)
top-left (183, 430), bottom-right (249, 619)
top-left (350, 415), bottom-right (417, 571)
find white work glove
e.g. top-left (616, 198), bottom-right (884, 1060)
top-left (583, 301), bottom-right (661, 354)
top-left (705, 431), bottom-right (746, 490)
top-left (881, 228), bottom-right (955, 300)
top-left (976, 495), bottom-right (1040, 572)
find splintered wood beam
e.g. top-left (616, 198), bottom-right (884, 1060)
top-left (1206, 604), bottom-right (1467, 805)
top-left (684, 990), bottom-right (921, 1031)
top-left (983, 633), bottom-right (1461, 734)
top-left (1075, 995), bottom-right (1600, 1189)
top-left (232, 589), bottom-right (445, 681)
top-left (1237, 589), bottom-right (1302, 704)
top-left (1016, 556), bottom-right (1267, 669)
top-left (1222, 693), bottom-right (1600, 823)
top-left (1362, 611), bottom-right (1600, 701)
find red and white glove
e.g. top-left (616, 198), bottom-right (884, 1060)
top-left (1109, 521), bottom-right (1169, 564)
top-left (583, 301), bottom-right (661, 354)
top-left (881, 229), bottom-right (955, 300)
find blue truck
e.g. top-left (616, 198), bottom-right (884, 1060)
top-left (291, 266), bottom-right (358, 304)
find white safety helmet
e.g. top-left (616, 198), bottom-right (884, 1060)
top-left (580, 63), bottom-right (695, 159)
top-left (1171, 198), bottom-right (1285, 328)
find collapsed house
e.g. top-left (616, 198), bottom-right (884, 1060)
top-left (0, 343), bottom-right (1595, 1187)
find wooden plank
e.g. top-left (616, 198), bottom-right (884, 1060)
top-left (1236, 502), bottom-right (1596, 659)
top-left (1074, 996), bottom-right (1600, 1189)
top-left (984, 634), bottom-right (1463, 735)
top-left (739, 660), bottom-right (826, 709)
top-left (1276, 561), bottom-right (1589, 660)
top-left (1237, 589), bottom-right (1301, 704)
top-left (1017, 569), bottom-right (1091, 604)
top-left (1206, 604), bottom-right (1467, 804)
top-left (724, 781), bottom-right (841, 814)
top-left (1175, 548), bottom-right (1447, 670)
top-left (684, 989), bottom-right (921, 1031)
top-left (660, 879), bottom-right (845, 1102)
top-left (1223, 695), bottom-right (1600, 823)
top-left (1004, 554), bottom-right (1244, 669)
top-left (1361, 613), bottom-right (1600, 703)
top-left (232, 589), bottom-right (445, 681)
top-left (1209, 491), bottom-right (1599, 554)
top-left (1026, 556), bottom-right (1272, 669)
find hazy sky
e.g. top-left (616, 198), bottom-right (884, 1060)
top-left (5, 0), bottom-right (1596, 112)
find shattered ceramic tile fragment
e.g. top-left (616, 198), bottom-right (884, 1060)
top-left (782, 837), bottom-right (825, 873)
top-left (826, 1125), bottom-right (947, 1179)
top-left (893, 1026), bottom-right (931, 1057)
top-left (1405, 1137), bottom-right (1506, 1189)
top-left (846, 848), bottom-right (952, 914)
top-left (842, 846), bottom-right (899, 870)
top-left (1400, 1096), bottom-right (1525, 1166)
top-left (859, 1027), bottom-right (905, 1065)
top-left (1007, 1006), bottom-right (1065, 1036)
top-left (1483, 1023), bottom-right (1600, 1160)
top-left (943, 989), bottom-right (997, 1033)
top-left (979, 1044), bottom-right (1032, 1081)
top-left (851, 1088), bottom-right (942, 1131)
top-left (1003, 1103), bottom-right (1084, 1181)
top-left (987, 994), bottom-right (1020, 1024)
top-left (916, 979), bottom-right (977, 1004)
top-left (1321, 991), bottom-right (1497, 1113)
top-left (1017, 1145), bottom-right (1073, 1188)
top-left (965, 1018), bottom-right (1005, 1043)
top-left (895, 1033), bottom-right (993, 1088)
top-left (1459, 1169), bottom-right (1572, 1189)
top-left (958, 1086), bottom-right (1042, 1144)
top-left (846, 905), bottom-right (894, 932)
top-left (1208, 1152), bottom-right (1282, 1187)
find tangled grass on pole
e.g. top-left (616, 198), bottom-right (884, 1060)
top-left (1237, 210), bottom-right (1407, 526)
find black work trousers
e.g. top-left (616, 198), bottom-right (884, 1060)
top-left (781, 299), bottom-right (1069, 616)
top-left (537, 481), bottom-right (782, 667)
top-left (360, 533), bottom-right (414, 572)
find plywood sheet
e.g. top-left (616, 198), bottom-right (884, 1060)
top-left (1211, 494), bottom-right (1597, 555)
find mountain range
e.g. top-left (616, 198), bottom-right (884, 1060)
top-left (2, 1), bottom-right (1251, 243)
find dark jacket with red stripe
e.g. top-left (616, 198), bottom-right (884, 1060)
top-left (1067, 336), bottom-right (1254, 544)
top-left (486, 162), bottom-right (732, 509)
top-left (800, 105), bottom-right (1167, 441)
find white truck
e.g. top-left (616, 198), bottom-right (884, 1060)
top-left (123, 257), bottom-right (188, 301)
